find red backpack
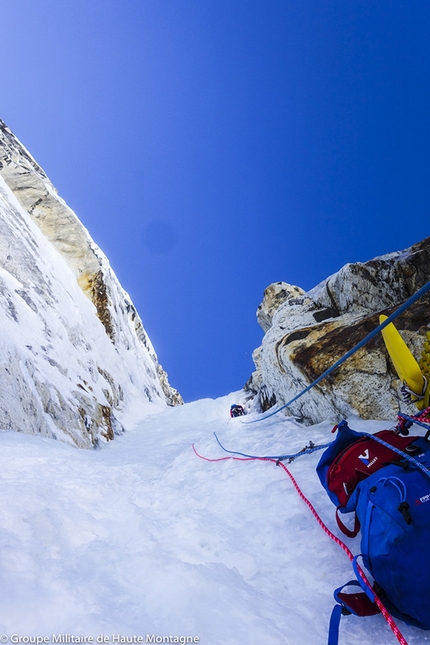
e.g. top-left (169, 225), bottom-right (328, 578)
top-left (325, 427), bottom-right (419, 537)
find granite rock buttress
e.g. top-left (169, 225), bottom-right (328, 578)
top-left (247, 238), bottom-right (430, 424)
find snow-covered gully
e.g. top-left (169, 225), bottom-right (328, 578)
top-left (0, 396), bottom-right (428, 645)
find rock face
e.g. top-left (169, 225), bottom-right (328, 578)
top-left (247, 238), bottom-right (430, 424)
top-left (0, 121), bottom-right (182, 448)
top-left (256, 282), bottom-right (305, 333)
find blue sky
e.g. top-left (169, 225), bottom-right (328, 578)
top-left (1, 1), bottom-right (430, 402)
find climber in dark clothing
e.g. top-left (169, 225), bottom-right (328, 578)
top-left (230, 404), bottom-right (245, 418)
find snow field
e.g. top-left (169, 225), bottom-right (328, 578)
top-left (0, 395), bottom-right (428, 645)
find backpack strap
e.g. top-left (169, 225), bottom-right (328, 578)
top-left (335, 507), bottom-right (360, 537)
top-left (328, 604), bottom-right (344, 645)
top-left (328, 581), bottom-right (380, 645)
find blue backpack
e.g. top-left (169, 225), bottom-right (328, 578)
top-left (317, 420), bottom-right (430, 644)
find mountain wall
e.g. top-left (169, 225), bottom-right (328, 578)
top-left (0, 121), bottom-right (182, 448)
top-left (247, 237), bottom-right (430, 424)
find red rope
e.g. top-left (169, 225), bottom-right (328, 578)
top-left (192, 444), bottom-right (409, 645)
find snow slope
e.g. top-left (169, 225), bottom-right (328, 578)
top-left (0, 395), bottom-right (427, 645)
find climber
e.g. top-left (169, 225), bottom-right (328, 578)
top-left (230, 404), bottom-right (245, 418)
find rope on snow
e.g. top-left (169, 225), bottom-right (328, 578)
top-left (213, 431), bottom-right (332, 461)
top-left (192, 443), bottom-right (409, 645)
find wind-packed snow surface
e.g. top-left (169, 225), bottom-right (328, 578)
top-left (0, 395), bottom-right (427, 645)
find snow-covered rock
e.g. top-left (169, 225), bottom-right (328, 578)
top-left (247, 237), bottom-right (430, 423)
top-left (0, 121), bottom-right (182, 448)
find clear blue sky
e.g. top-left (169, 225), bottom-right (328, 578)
top-left (1, 1), bottom-right (430, 402)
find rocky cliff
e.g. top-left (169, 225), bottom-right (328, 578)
top-left (247, 237), bottom-right (430, 424)
top-left (0, 121), bottom-right (182, 448)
